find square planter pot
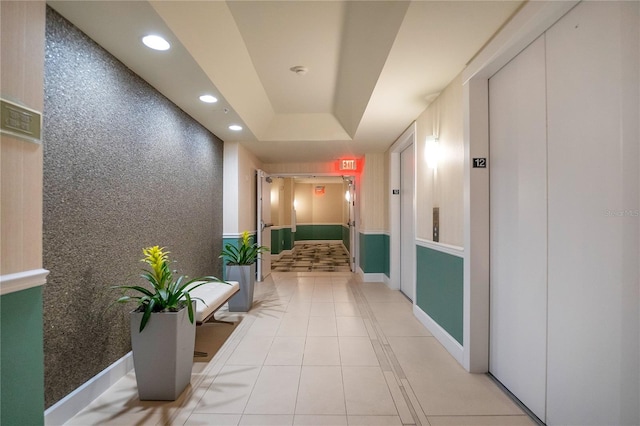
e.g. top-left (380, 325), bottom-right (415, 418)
top-left (226, 263), bottom-right (256, 312)
top-left (130, 302), bottom-right (196, 400)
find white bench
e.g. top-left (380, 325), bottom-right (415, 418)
top-left (186, 280), bottom-right (240, 325)
top-left (186, 280), bottom-right (240, 358)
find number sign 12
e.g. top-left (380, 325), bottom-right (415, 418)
top-left (473, 158), bottom-right (487, 168)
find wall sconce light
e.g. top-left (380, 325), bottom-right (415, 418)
top-left (293, 199), bottom-right (298, 209)
top-left (345, 190), bottom-right (351, 202)
top-left (425, 136), bottom-right (440, 169)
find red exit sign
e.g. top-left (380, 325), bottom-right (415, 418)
top-left (339, 159), bottom-right (357, 171)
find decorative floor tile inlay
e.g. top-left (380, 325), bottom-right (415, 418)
top-left (271, 243), bottom-right (351, 272)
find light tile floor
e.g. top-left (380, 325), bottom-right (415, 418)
top-left (65, 272), bottom-right (535, 426)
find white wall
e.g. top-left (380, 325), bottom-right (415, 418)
top-left (1, 1), bottom-right (45, 276)
top-left (294, 183), bottom-right (343, 224)
top-left (415, 74), bottom-right (464, 247)
top-left (360, 153), bottom-right (385, 232)
top-left (223, 141), bottom-right (263, 234)
top-left (223, 142), bottom-right (240, 234)
top-left (264, 161), bottom-right (338, 175)
top-left (270, 178), bottom-right (281, 226)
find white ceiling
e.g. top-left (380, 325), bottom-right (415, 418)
top-left (48, 0), bottom-right (523, 164)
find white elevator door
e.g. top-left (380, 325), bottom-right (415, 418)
top-left (400, 144), bottom-right (415, 301)
top-left (489, 35), bottom-right (548, 421)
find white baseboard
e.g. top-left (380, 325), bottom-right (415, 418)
top-left (44, 352), bottom-right (134, 426)
top-left (357, 268), bottom-right (387, 283)
top-left (413, 305), bottom-right (464, 366)
top-left (383, 274), bottom-right (399, 290)
top-left (382, 274), bottom-right (392, 288)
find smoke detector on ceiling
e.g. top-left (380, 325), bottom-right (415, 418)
top-left (290, 65), bottom-right (308, 76)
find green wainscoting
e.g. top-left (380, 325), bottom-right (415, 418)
top-left (294, 224), bottom-right (343, 241)
top-left (358, 233), bottom-right (389, 276)
top-left (416, 245), bottom-right (463, 345)
top-left (282, 228), bottom-right (293, 251)
top-left (271, 230), bottom-right (282, 255)
top-left (342, 225), bottom-right (350, 252)
top-left (271, 227), bottom-right (293, 255)
top-left (1, 286), bottom-right (45, 426)
top-left (382, 234), bottom-right (390, 277)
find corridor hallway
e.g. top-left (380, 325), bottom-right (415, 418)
top-left (65, 273), bottom-right (533, 426)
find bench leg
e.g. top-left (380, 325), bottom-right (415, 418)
top-left (208, 317), bottom-right (235, 325)
top-left (193, 313), bottom-right (236, 357)
top-left (203, 309), bottom-right (236, 325)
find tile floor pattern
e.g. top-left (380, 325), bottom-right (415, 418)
top-left (270, 244), bottom-right (351, 272)
top-left (65, 273), bottom-right (535, 426)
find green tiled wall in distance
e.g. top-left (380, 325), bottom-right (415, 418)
top-left (294, 224), bottom-right (343, 241)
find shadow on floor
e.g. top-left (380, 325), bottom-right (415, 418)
top-left (193, 317), bottom-right (242, 363)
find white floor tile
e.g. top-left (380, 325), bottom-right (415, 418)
top-left (277, 314), bottom-right (310, 336)
top-left (332, 290), bottom-right (356, 303)
top-left (286, 301), bottom-right (313, 315)
top-left (265, 336), bottom-right (306, 365)
top-left (303, 336), bottom-right (340, 365)
top-left (239, 414), bottom-right (294, 425)
top-left (312, 288), bottom-right (334, 302)
top-left (244, 366), bottom-right (300, 414)
top-left (347, 415), bottom-right (403, 425)
top-left (226, 336), bottom-right (273, 365)
top-left (427, 415), bottom-right (536, 425)
top-left (307, 316), bottom-right (337, 336)
top-left (334, 302), bottom-right (360, 317)
top-left (310, 302), bottom-right (336, 317)
top-left (245, 316), bottom-right (282, 336)
top-left (342, 366), bottom-right (398, 416)
top-left (294, 414), bottom-right (348, 425)
top-left (388, 336), bottom-right (524, 416)
top-left (185, 413), bottom-right (241, 425)
top-left (336, 316), bottom-right (369, 336)
top-left (338, 337), bottom-right (379, 366)
top-left (296, 366), bottom-right (346, 415)
top-left (193, 365), bottom-right (261, 414)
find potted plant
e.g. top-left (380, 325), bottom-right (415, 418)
top-left (113, 246), bottom-right (224, 400)
top-left (219, 231), bottom-right (269, 311)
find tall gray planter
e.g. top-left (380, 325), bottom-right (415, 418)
top-left (226, 263), bottom-right (256, 312)
top-left (130, 302), bottom-right (196, 400)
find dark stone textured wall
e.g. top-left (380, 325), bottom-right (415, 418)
top-left (43, 8), bottom-right (224, 408)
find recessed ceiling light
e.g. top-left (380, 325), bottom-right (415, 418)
top-left (229, 125), bottom-right (243, 131)
top-left (142, 35), bottom-right (170, 51)
top-left (199, 95), bottom-right (218, 103)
